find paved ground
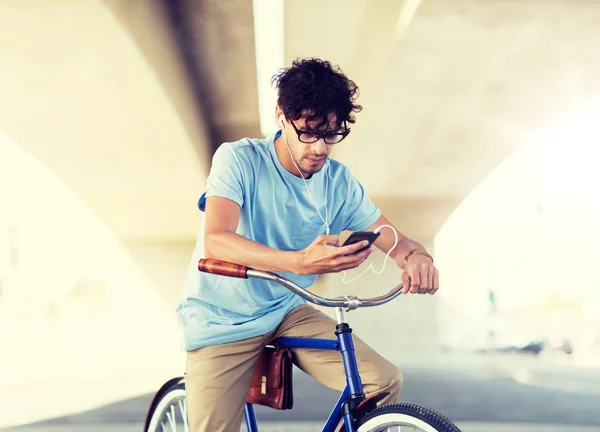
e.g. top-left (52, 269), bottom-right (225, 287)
top-left (3, 353), bottom-right (600, 432)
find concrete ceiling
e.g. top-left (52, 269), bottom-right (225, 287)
top-left (3, 0), bottom-right (600, 244)
top-left (0, 1), bottom-right (209, 242)
top-left (286, 0), bottom-right (600, 238)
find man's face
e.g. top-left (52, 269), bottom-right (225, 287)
top-left (280, 113), bottom-right (340, 177)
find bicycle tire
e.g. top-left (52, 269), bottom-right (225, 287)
top-left (357, 402), bottom-right (461, 432)
top-left (146, 382), bottom-right (189, 432)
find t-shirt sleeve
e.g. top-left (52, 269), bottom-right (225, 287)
top-left (204, 143), bottom-right (245, 208)
top-left (342, 172), bottom-right (382, 232)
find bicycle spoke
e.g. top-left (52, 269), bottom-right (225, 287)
top-left (179, 399), bottom-right (189, 432)
top-left (167, 405), bottom-right (178, 431)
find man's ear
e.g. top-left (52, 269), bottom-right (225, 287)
top-left (275, 105), bottom-right (285, 128)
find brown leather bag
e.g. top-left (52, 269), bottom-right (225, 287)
top-left (246, 342), bottom-right (293, 410)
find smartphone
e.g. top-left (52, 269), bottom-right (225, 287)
top-left (342, 231), bottom-right (380, 252)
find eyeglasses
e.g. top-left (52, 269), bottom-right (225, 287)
top-left (287, 118), bottom-right (350, 145)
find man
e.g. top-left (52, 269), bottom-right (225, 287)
top-left (176, 58), bottom-right (439, 431)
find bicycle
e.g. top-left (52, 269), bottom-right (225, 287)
top-left (145, 258), bottom-right (461, 432)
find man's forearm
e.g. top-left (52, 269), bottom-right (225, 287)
top-left (204, 231), bottom-right (300, 273)
top-left (391, 238), bottom-right (432, 269)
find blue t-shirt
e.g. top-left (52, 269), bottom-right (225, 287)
top-left (176, 130), bottom-right (381, 350)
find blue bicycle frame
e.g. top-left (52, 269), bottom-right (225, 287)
top-left (243, 316), bottom-right (365, 432)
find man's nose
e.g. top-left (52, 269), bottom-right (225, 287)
top-left (310, 138), bottom-right (329, 155)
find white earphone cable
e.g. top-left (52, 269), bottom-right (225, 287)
top-left (341, 224), bottom-right (398, 284)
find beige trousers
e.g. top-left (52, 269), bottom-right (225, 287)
top-left (185, 304), bottom-right (403, 432)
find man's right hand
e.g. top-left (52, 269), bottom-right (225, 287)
top-left (295, 235), bottom-right (375, 275)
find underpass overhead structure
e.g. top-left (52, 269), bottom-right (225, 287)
top-left (285, 0), bottom-right (600, 243)
top-left (101, 0), bottom-right (264, 239)
top-left (6, 0), bottom-right (600, 244)
top-left (1, 1), bottom-right (208, 242)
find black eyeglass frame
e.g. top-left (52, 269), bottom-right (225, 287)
top-left (286, 118), bottom-right (350, 145)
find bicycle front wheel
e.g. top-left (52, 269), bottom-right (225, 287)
top-left (146, 382), bottom-right (189, 432)
top-left (357, 402), bottom-right (461, 432)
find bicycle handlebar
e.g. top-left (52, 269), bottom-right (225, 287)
top-left (197, 258), bottom-right (249, 279)
top-left (198, 258), bottom-right (405, 311)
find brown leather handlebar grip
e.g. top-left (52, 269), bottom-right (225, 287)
top-left (198, 258), bottom-right (249, 279)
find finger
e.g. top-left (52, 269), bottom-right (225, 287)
top-left (426, 265), bottom-right (434, 294)
top-left (344, 245), bottom-right (373, 260)
top-left (430, 268), bottom-right (439, 295)
top-left (409, 270), bottom-right (420, 294)
top-left (335, 247), bottom-right (371, 268)
top-left (363, 245), bottom-right (376, 257)
top-left (401, 271), bottom-right (410, 295)
top-left (337, 240), bottom-right (370, 256)
top-left (356, 245), bottom-right (374, 260)
top-left (419, 266), bottom-right (429, 294)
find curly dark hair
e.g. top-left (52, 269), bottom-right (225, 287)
top-left (271, 58), bottom-right (362, 132)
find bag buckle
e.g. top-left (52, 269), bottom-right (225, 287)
top-left (261, 376), bottom-right (267, 394)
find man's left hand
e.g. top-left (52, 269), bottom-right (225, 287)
top-left (400, 255), bottom-right (439, 295)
